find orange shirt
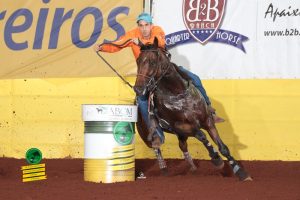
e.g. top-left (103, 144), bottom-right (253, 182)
top-left (101, 26), bottom-right (166, 59)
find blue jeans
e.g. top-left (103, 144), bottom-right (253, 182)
top-left (137, 95), bottom-right (165, 143)
top-left (137, 66), bottom-right (210, 143)
top-left (177, 66), bottom-right (211, 105)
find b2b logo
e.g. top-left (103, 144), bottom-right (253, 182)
top-left (182, 0), bottom-right (226, 44)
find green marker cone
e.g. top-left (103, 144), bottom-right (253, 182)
top-left (26, 148), bottom-right (42, 164)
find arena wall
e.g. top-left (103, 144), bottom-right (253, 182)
top-left (1, 78), bottom-right (299, 161)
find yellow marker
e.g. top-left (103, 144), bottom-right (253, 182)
top-left (21, 163), bottom-right (47, 182)
top-left (21, 163), bottom-right (45, 170)
top-left (23, 176), bottom-right (47, 182)
top-left (23, 172), bottom-right (46, 178)
top-left (22, 167), bottom-right (45, 174)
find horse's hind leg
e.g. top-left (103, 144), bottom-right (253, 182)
top-left (194, 130), bottom-right (224, 169)
top-left (206, 126), bottom-right (252, 181)
top-left (177, 135), bottom-right (197, 171)
top-left (153, 148), bottom-right (168, 175)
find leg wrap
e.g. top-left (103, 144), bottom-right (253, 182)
top-left (183, 152), bottom-right (197, 170)
top-left (195, 131), bottom-right (220, 159)
top-left (183, 152), bottom-right (194, 164)
top-left (229, 160), bottom-right (241, 174)
top-left (154, 148), bottom-right (167, 169)
top-left (218, 143), bottom-right (230, 158)
top-left (206, 142), bottom-right (220, 159)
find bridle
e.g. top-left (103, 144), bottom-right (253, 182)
top-left (136, 48), bottom-right (171, 94)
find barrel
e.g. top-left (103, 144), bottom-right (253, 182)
top-left (82, 104), bottom-right (137, 183)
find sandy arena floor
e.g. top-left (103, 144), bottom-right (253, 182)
top-left (0, 158), bottom-right (300, 200)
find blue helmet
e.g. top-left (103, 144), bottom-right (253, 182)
top-left (136, 12), bottom-right (152, 24)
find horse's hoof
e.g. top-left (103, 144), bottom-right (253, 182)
top-left (190, 166), bottom-right (197, 172)
top-left (235, 168), bottom-right (252, 181)
top-left (211, 157), bottom-right (224, 169)
top-left (242, 176), bottom-right (253, 181)
top-left (216, 161), bottom-right (224, 170)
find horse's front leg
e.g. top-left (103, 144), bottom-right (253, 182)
top-left (153, 148), bottom-right (168, 175)
top-left (177, 135), bottom-right (197, 172)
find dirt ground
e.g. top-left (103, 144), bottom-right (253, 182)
top-left (0, 158), bottom-right (300, 200)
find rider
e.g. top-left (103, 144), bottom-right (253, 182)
top-left (94, 12), bottom-right (225, 144)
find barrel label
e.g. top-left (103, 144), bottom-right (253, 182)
top-left (113, 122), bottom-right (134, 145)
top-left (82, 105), bottom-right (137, 122)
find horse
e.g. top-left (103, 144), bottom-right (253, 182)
top-left (134, 38), bottom-right (252, 181)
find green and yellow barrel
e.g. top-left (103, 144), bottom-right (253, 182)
top-left (82, 104), bottom-right (137, 183)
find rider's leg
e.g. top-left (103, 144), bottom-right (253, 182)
top-left (177, 66), bottom-right (225, 123)
top-left (177, 66), bottom-right (211, 105)
top-left (137, 95), bottom-right (165, 143)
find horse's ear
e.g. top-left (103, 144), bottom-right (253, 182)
top-left (153, 37), bottom-right (159, 48)
top-left (140, 43), bottom-right (145, 49)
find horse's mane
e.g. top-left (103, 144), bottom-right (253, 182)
top-left (140, 44), bottom-right (172, 61)
top-left (140, 43), bottom-right (156, 51)
top-left (140, 43), bottom-right (167, 52)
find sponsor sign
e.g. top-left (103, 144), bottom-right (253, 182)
top-left (165, 0), bottom-right (248, 52)
top-left (153, 0), bottom-right (300, 79)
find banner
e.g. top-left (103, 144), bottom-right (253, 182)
top-left (0, 0), bottom-right (142, 78)
top-left (152, 0), bottom-right (300, 79)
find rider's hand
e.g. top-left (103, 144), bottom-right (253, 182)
top-left (93, 44), bottom-right (102, 52)
top-left (132, 38), bottom-right (140, 45)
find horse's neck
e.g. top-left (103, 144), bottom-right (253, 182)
top-left (158, 63), bottom-right (187, 95)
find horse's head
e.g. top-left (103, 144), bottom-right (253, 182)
top-left (134, 37), bottom-right (171, 96)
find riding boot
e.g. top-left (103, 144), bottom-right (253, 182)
top-left (208, 106), bottom-right (225, 123)
top-left (137, 96), bottom-right (165, 143)
top-left (152, 134), bottom-right (162, 148)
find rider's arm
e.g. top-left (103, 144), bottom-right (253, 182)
top-left (100, 30), bottom-right (136, 53)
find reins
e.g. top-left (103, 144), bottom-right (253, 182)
top-left (96, 40), bottom-right (172, 92)
top-left (96, 39), bottom-right (134, 89)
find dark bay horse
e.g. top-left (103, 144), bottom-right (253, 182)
top-left (134, 38), bottom-right (252, 181)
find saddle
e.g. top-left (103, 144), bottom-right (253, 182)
top-left (148, 77), bottom-right (202, 133)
